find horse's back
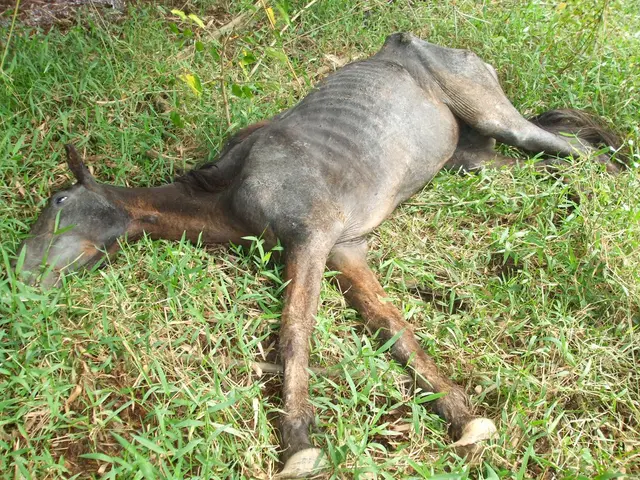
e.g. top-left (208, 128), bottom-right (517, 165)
top-left (231, 57), bottom-right (459, 243)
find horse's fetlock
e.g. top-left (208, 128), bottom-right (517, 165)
top-left (280, 412), bottom-right (315, 461)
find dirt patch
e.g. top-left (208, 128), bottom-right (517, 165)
top-left (488, 253), bottom-right (522, 280)
top-left (0, 0), bottom-right (126, 27)
top-left (0, 0), bottom-right (237, 28)
top-left (407, 281), bottom-right (470, 313)
top-left (53, 430), bottom-right (122, 478)
top-left (50, 361), bottom-right (152, 478)
top-left (370, 402), bottom-right (414, 451)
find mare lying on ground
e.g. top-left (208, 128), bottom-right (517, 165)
top-left (15, 32), bottom-right (625, 478)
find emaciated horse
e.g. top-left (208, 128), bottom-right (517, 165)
top-left (15, 33), bottom-right (625, 478)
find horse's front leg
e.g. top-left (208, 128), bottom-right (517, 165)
top-left (328, 241), bottom-right (497, 454)
top-left (276, 238), bottom-right (334, 479)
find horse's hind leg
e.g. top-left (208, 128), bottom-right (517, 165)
top-left (434, 51), bottom-right (593, 158)
top-left (444, 122), bottom-right (517, 172)
top-left (444, 122), bottom-right (566, 172)
top-left (467, 101), bottom-right (590, 159)
top-left (328, 241), bottom-right (497, 452)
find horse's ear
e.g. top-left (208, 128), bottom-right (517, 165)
top-left (64, 144), bottom-right (96, 186)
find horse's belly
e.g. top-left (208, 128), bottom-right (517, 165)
top-left (335, 100), bottom-right (459, 241)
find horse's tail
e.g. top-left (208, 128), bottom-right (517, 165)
top-left (528, 108), bottom-right (629, 171)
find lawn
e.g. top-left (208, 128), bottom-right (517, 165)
top-left (1, 0), bottom-right (639, 478)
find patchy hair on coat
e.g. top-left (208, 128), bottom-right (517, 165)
top-left (176, 120), bottom-right (271, 192)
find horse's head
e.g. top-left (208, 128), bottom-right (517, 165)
top-left (16, 145), bottom-right (130, 287)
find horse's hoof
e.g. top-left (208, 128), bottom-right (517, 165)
top-left (275, 448), bottom-right (329, 479)
top-left (450, 417), bottom-right (497, 459)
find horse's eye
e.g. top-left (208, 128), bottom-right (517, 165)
top-left (55, 196), bottom-right (68, 205)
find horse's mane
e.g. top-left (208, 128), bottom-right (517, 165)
top-left (176, 120), bottom-right (270, 192)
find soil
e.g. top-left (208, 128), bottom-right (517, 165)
top-left (0, 1), bottom-right (236, 29)
top-left (53, 363), bottom-right (152, 477)
top-left (0, 0), bottom-right (127, 27)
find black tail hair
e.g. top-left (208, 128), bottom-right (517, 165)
top-left (529, 108), bottom-right (629, 171)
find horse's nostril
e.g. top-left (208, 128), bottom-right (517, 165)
top-left (18, 268), bottom-right (60, 289)
top-left (18, 269), bottom-right (39, 286)
top-left (39, 271), bottom-right (61, 289)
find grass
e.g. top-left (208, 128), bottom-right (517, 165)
top-left (1, 0), bottom-right (639, 478)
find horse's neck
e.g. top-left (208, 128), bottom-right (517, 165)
top-left (108, 183), bottom-right (244, 245)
